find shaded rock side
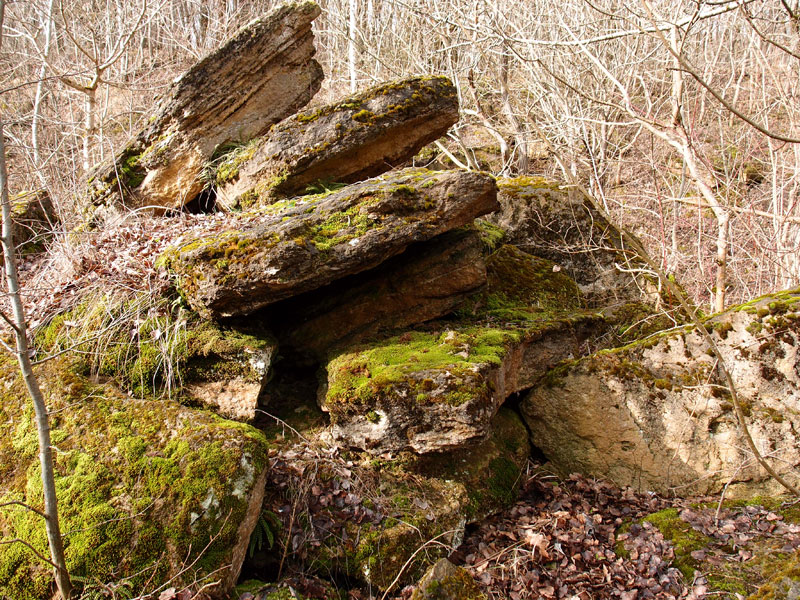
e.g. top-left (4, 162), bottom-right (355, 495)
top-left (87, 1), bottom-right (323, 214)
top-left (270, 227), bottom-right (486, 360)
top-left (0, 355), bottom-right (270, 600)
top-left (521, 289), bottom-right (800, 496)
top-left (489, 176), bottom-right (653, 306)
top-left (9, 189), bottom-right (57, 251)
top-left (161, 168), bottom-right (499, 319)
top-left (411, 559), bottom-right (486, 600)
top-left (284, 408), bottom-right (529, 590)
top-left (322, 245), bottom-right (605, 454)
top-left (216, 75), bottom-right (459, 207)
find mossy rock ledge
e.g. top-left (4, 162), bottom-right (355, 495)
top-left (159, 168), bottom-right (498, 319)
top-left (410, 559), bottom-right (486, 600)
top-left (522, 289), bottom-right (800, 496)
top-left (0, 355), bottom-right (271, 600)
top-left (86, 1), bottom-right (323, 218)
top-left (322, 244), bottom-right (605, 454)
top-left (216, 75), bottom-right (458, 208)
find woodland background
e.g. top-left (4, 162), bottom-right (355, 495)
top-left (1, 0), bottom-right (799, 310)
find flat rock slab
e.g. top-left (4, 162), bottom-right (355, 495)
top-left (321, 246), bottom-right (605, 454)
top-left (161, 168), bottom-right (498, 319)
top-left (87, 1), bottom-right (323, 215)
top-left (216, 75), bottom-right (459, 207)
top-left (521, 290), bottom-right (800, 496)
top-left (270, 227), bottom-right (486, 361)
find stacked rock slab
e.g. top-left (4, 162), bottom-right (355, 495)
top-left (269, 227), bottom-right (487, 360)
top-left (215, 76), bottom-right (459, 207)
top-left (87, 1), bottom-right (323, 216)
top-left (321, 245), bottom-right (605, 454)
top-left (162, 168), bottom-right (499, 319)
top-left (522, 290), bottom-right (800, 496)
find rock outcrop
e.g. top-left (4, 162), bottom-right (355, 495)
top-left (270, 227), bottom-right (486, 360)
top-left (0, 354), bottom-right (270, 600)
top-left (87, 1), bottom-right (323, 216)
top-left (215, 76), bottom-right (459, 207)
top-left (522, 290), bottom-right (800, 496)
top-left (489, 176), bottom-right (653, 306)
top-left (411, 559), bottom-right (486, 600)
top-left (9, 190), bottom-right (56, 251)
top-left (322, 245), bottom-right (605, 454)
top-left (161, 168), bottom-right (499, 319)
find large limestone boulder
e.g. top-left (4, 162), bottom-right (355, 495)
top-left (271, 227), bottom-right (487, 361)
top-left (215, 76), bottom-right (459, 208)
top-left (9, 190), bottom-right (57, 252)
top-left (160, 168), bottom-right (499, 319)
top-left (521, 289), bottom-right (800, 496)
top-left (411, 559), bottom-right (486, 600)
top-left (322, 245), bottom-right (605, 454)
top-left (87, 1), bottom-right (323, 215)
top-left (489, 176), bottom-right (654, 306)
top-left (0, 355), bottom-right (270, 600)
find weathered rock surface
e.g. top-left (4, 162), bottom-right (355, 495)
top-left (215, 76), bottom-right (459, 207)
top-left (275, 407), bottom-right (529, 590)
top-left (522, 289), bottom-right (800, 496)
top-left (270, 227), bottom-right (486, 360)
top-left (489, 176), bottom-right (654, 306)
top-left (0, 354), bottom-right (270, 600)
top-left (9, 189), bottom-right (57, 251)
top-left (161, 168), bottom-right (499, 319)
top-left (322, 245), bottom-right (604, 454)
top-left (87, 1), bottom-right (323, 215)
top-left (411, 559), bottom-right (486, 600)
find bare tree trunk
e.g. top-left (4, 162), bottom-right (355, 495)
top-left (32, 0), bottom-right (56, 173)
top-left (82, 86), bottom-right (96, 172)
top-left (348, 0), bottom-right (357, 92)
top-left (0, 2), bottom-right (72, 597)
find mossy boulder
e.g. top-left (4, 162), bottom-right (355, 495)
top-left (298, 408), bottom-right (528, 590)
top-left (322, 245), bottom-right (603, 454)
top-left (160, 168), bottom-right (499, 319)
top-left (490, 176), bottom-right (655, 306)
top-left (36, 292), bottom-right (277, 420)
top-left (0, 354), bottom-right (271, 599)
top-left (410, 559), bottom-right (486, 600)
top-left (216, 75), bottom-right (458, 207)
top-left (86, 1), bottom-right (323, 217)
top-left (269, 227), bottom-right (486, 361)
top-left (6, 189), bottom-right (57, 253)
top-left (522, 289), bottom-right (800, 495)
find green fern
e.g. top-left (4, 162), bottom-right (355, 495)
top-left (248, 509), bottom-right (282, 557)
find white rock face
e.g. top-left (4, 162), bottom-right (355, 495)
top-left (522, 291), bottom-right (800, 496)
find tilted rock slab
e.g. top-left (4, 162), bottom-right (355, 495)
top-left (0, 355), bottom-right (270, 599)
top-left (216, 76), bottom-right (459, 208)
top-left (162, 168), bottom-right (499, 319)
top-left (322, 246), bottom-right (605, 454)
top-left (489, 176), bottom-right (655, 306)
top-left (270, 227), bottom-right (487, 361)
top-left (87, 1), bottom-right (323, 214)
top-left (521, 290), bottom-right (800, 496)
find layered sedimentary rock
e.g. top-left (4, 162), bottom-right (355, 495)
top-left (271, 227), bottom-right (487, 360)
top-left (215, 76), bottom-right (459, 207)
top-left (161, 168), bottom-right (498, 319)
top-left (322, 246), bottom-right (604, 454)
top-left (0, 354), bottom-right (270, 599)
top-left (522, 290), bottom-right (800, 496)
top-left (87, 1), bottom-right (323, 215)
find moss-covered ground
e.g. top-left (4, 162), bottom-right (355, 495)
top-left (0, 353), bottom-right (270, 600)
